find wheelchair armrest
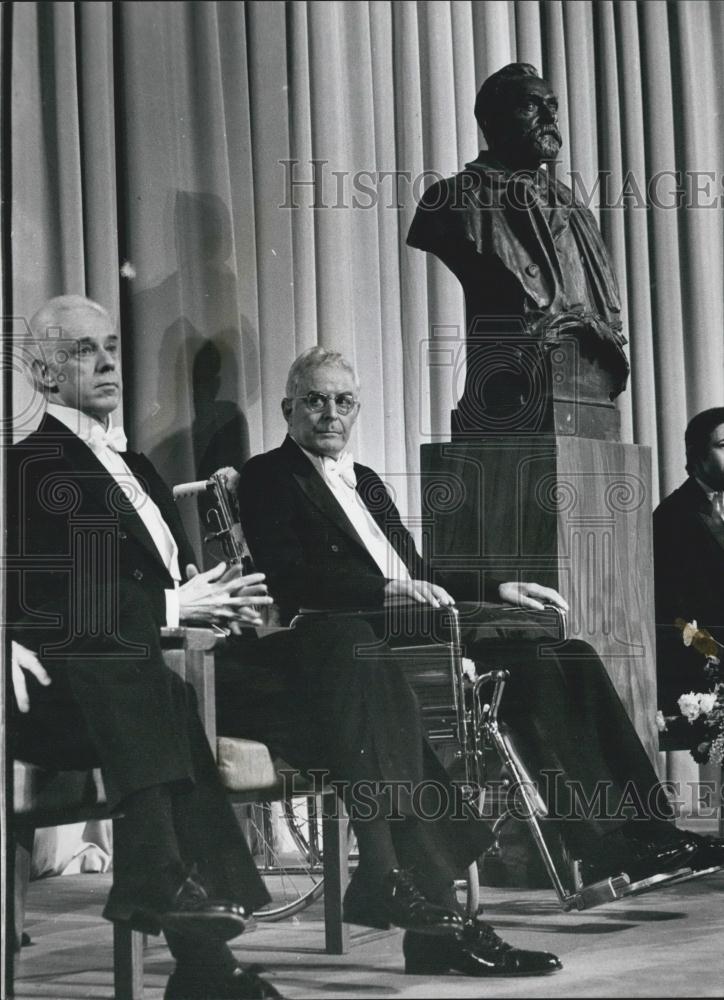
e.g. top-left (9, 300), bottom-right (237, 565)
top-left (294, 606), bottom-right (389, 616)
top-left (291, 604), bottom-right (461, 647)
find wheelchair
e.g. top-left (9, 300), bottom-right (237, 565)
top-left (180, 473), bottom-right (721, 921)
top-left (288, 600), bottom-right (724, 914)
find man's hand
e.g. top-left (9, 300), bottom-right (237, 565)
top-left (180, 563), bottom-right (273, 629)
top-left (12, 641), bottom-right (51, 713)
top-left (385, 579), bottom-right (455, 609)
top-left (498, 581), bottom-right (569, 613)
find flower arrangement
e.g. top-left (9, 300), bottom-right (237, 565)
top-left (656, 619), bottom-right (724, 765)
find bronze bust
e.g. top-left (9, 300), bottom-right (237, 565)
top-left (408, 63), bottom-right (629, 437)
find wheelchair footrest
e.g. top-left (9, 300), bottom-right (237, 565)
top-left (563, 863), bottom-right (724, 911)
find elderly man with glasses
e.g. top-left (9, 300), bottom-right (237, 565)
top-left (226, 346), bottom-right (724, 980)
top-left (214, 347), bottom-right (567, 979)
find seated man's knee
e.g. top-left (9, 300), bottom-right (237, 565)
top-left (306, 617), bottom-right (380, 656)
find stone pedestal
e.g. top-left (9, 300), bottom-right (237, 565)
top-left (420, 435), bottom-right (658, 763)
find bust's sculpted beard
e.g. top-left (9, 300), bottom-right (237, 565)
top-left (529, 127), bottom-right (562, 162)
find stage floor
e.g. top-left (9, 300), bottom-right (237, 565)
top-left (13, 869), bottom-right (724, 998)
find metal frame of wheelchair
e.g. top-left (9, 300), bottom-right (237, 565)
top-left (187, 466), bottom-right (723, 917)
top-left (209, 600), bottom-right (724, 926)
top-left (391, 604), bottom-right (722, 913)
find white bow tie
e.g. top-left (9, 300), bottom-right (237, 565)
top-left (85, 424), bottom-right (128, 455)
top-left (324, 452), bottom-right (357, 489)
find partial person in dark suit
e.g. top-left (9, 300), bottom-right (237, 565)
top-left (654, 407), bottom-right (724, 716)
top-left (236, 348), bottom-right (724, 918)
top-left (6, 295), bottom-right (280, 1000)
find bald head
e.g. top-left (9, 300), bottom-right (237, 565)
top-left (29, 295), bottom-right (122, 422)
top-left (29, 294), bottom-right (112, 343)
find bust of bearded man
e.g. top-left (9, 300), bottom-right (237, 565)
top-left (408, 62), bottom-right (629, 437)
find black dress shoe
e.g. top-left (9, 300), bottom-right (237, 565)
top-left (343, 868), bottom-right (463, 936)
top-left (677, 832), bottom-right (724, 872)
top-left (149, 875), bottom-right (247, 942)
top-left (404, 912), bottom-right (562, 977)
top-left (580, 829), bottom-right (698, 885)
top-left (165, 963), bottom-right (283, 999)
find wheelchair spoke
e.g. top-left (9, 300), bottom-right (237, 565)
top-left (245, 799), bottom-right (327, 920)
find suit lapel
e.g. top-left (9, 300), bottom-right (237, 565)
top-left (281, 436), bottom-right (378, 559)
top-left (355, 470), bottom-right (421, 577)
top-left (354, 469), bottom-right (392, 535)
top-left (121, 451), bottom-right (182, 573)
top-left (38, 415), bottom-right (171, 577)
top-left (673, 476), bottom-right (724, 559)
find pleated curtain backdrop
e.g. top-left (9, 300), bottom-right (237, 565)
top-left (5, 0), bottom-right (724, 547)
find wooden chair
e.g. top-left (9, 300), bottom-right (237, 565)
top-left (168, 627), bottom-right (350, 955)
top-left (5, 626), bottom-right (348, 1000)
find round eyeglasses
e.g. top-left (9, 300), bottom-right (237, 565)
top-left (293, 391), bottom-right (359, 415)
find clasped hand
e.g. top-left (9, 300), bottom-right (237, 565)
top-left (179, 562), bottom-right (273, 631)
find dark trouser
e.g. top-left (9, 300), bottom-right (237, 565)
top-left (216, 618), bottom-right (493, 895)
top-left (466, 635), bottom-right (673, 853)
top-left (363, 600), bottom-right (673, 858)
top-left (217, 604), bottom-right (675, 872)
top-left (13, 588), bottom-right (269, 929)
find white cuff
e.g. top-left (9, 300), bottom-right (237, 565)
top-left (165, 587), bottom-right (180, 628)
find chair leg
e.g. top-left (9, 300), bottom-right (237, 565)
top-left (113, 923), bottom-right (144, 1000)
top-left (321, 798), bottom-right (349, 955)
top-left (13, 827), bottom-right (34, 954)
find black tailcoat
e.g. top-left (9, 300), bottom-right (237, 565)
top-left (6, 413), bottom-right (268, 919)
top-left (235, 436), bottom-right (671, 858)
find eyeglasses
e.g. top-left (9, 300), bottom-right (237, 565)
top-left (293, 391), bottom-right (359, 415)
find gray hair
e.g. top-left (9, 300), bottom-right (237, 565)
top-left (27, 295), bottom-right (113, 393)
top-left (29, 294), bottom-right (111, 342)
top-left (285, 346), bottom-right (360, 398)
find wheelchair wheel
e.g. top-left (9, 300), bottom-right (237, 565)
top-left (250, 795), bottom-right (355, 921)
top-left (248, 795), bottom-right (476, 921)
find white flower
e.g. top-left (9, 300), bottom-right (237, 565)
top-left (678, 692), bottom-right (702, 722)
top-left (698, 692), bottom-right (718, 715)
top-left (681, 621), bottom-right (699, 647)
top-left (655, 710), bottom-right (668, 732)
top-left (709, 735), bottom-right (724, 767)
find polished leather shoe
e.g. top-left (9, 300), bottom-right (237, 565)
top-left (149, 875), bottom-right (247, 942)
top-left (404, 911), bottom-right (562, 977)
top-left (165, 963), bottom-right (283, 999)
top-left (677, 831), bottom-right (724, 872)
top-left (343, 868), bottom-right (463, 936)
top-left (581, 828), bottom-right (699, 885)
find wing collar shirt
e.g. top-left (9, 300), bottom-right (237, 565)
top-left (695, 476), bottom-right (724, 522)
top-left (47, 403), bottom-right (182, 625)
top-left (292, 438), bottom-right (412, 583)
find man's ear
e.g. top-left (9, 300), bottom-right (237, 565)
top-left (31, 358), bottom-right (57, 394)
top-left (281, 398), bottom-right (292, 423)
